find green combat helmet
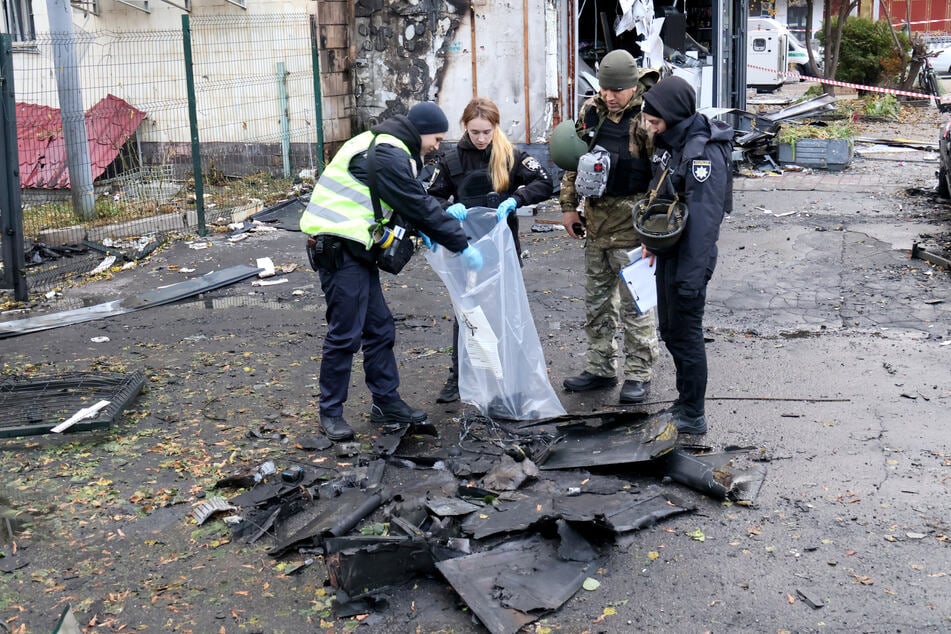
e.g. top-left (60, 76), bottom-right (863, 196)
top-left (549, 120), bottom-right (589, 171)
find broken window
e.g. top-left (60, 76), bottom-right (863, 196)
top-left (2, 0), bottom-right (34, 43)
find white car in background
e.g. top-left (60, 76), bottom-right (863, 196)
top-left (930, 46), bottom-right (951, 76)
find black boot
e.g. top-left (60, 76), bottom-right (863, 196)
top-left (436, 376), bottom-right (459, 403)
top-left (370, 399), bottom-right (428, 425)
top-left (318, 414), bottom-right (354, 441)
top-left (619, 380), bottom-right (651, 403)
top-left (563, 371), bottom-right (617, 392)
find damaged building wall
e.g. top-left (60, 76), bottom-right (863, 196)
top-left (351, 0), bottom-right (554, 144)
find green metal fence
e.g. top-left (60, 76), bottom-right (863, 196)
top-left (9, 13), bottom-right (322, 247)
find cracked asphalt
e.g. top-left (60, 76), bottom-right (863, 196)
top-left (1, 112), bottom-right (950, 632)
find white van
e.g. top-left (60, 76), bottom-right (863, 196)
top-left (747, 18), bottom-right (788, 91)
top-left (748, 17), bottom-right (815, 87)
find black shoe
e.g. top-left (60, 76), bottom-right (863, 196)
top-left (673, 412), bottom-right (707, 435)
top-left (563, 371), bottom-right (618, 392)
top-left (370, 399), bottom-right (428, 425)
top-left (318, 414), bottom-right (355, 441)
top-left (662, 402), bottom-right (684, 415)
top-left (619, 380), bottom-right (651, 403)
top-left (436, 377), bottom-right (459, 403)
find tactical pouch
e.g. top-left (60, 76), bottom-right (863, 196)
top-left (575, 146), bottom-right (611, 199)
top-left (306, 235), bottom-right (344, 272)
top-left (373, 214), bottom-right (416, 275)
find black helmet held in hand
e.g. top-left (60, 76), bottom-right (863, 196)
top-left (632, 197), bottom-right (688, 254)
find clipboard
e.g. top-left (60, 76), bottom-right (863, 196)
top-left (619, 251), bottom-right (657, 315)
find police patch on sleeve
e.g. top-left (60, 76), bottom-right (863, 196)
top-left (691, 159), bottom-right (711, 182)
top-left (522, 156), bottom-right (542, 172)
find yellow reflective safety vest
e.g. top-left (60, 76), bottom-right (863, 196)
top-left (299, 131), bottom-right (411, 248)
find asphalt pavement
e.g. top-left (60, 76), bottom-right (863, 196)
top-left (1, 141), bottom-right (949, 632)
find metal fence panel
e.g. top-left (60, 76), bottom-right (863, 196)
top-left (10, 14), bottom-right (318, 251)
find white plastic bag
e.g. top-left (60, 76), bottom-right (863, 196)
top-left (425, 208), bottom-right (566, 420)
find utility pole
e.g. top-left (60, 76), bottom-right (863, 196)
top-left (46, 0), bottom-right (95, 220)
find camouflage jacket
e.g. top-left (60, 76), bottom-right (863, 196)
top-left (560, 83), bottom-right (655, 250)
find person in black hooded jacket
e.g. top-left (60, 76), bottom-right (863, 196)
top-left (300, 102), bottom-right (484, 442)
top-left (639, 75), bottom-right (734, 435)
top-left (426, 97), bottom-right (553, 403)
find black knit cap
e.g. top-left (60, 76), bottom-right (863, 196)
top-left (407, 102), bottom-right (449, 135)
top-left (641, 76), bottom-right (696, 127)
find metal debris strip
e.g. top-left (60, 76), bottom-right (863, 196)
top-left (0, 264), bottom-right (262, 338)
top-left (539, 413), bottom-right (678, 470)
top-left (249, 195), bottom-right (308, 231)
top-left (661, 447), bottom-right (768, 505)
top-left (22, 244), bottom-right (103, 293)
top-left (0, 371), bottom-right (146, 438)
top-left (191, 496), bottom-right (238, 526)
top-left (911, 242), bottom-right (951, 270)
top-left (435, 535), bottom-right (591, 634)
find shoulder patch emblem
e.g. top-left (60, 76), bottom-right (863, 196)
top-left (691, 159), bottom-right (711, 183)
top-left (522, 156), bottom-right (542, 171)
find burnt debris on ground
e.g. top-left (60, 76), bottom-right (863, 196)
top-left (206, 408), bottom-right (767, 634)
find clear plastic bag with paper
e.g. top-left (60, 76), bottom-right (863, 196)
top-left (425, 208), bottom-right (566, 420)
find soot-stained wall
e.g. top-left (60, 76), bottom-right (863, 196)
top-left (351, 0), bottom-right (469, 129)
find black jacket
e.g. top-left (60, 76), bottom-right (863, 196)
top-left (649, 112), bottom-right (734, 294)
top-left (346, 115), bottom-right (469, 254)
top-left (427, 135), bottom-right (553, 210)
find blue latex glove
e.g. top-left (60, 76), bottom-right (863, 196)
top-left (461, 245), bottom-right (484, 272)
top-left (496, 197), bottom-right (518, 222)
top-left (446, 203), bottom-right (468, 221)
top-left (418, 232), bottom-right (437, 252)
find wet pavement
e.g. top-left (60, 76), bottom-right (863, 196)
top-left (1, 143), bottom-right (950, 632)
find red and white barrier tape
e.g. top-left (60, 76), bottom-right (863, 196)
top-left (747, 63), bottom-right (951, 102)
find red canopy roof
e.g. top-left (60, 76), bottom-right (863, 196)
top-left (17, 94), bottom-right (146, 189)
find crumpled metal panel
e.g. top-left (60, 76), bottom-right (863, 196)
top-left (17, 95), bottom-right (146, 189)
top-left (436, 536), bottom-right (589, 634)
top-left (539, 414), bottom-right (677, 470)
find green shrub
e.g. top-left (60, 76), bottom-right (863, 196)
top-left (822, 17), bottom-right (909, 87)
top-left (777, 122), bottom-right (854, 144)
top-left (863, 94), bottom-right (901, 119)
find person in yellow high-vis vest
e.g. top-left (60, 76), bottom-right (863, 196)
top-left (300, 102), bottom-right (484, 442)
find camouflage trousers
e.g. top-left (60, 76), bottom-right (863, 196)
top-left (582, 245), bottom-right (658, 381)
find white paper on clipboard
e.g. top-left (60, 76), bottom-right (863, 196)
top-left (620, 252), bottom-right (657, 315)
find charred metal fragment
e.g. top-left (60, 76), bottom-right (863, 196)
top-left (325, 535), bottom-right (437, 596)
top-left (425, 496), bottom-right (483, 517)
top-left (436, 536), bottom-right (588, 634)
top-left (246, 507), bottom-right (281, 544)
top-left (553, 491), bottom-right (694, 533)
top-left (461, 495), bottom-right (554, 540)
top-left (796, 587), bottom-right (826, 609)
top-left (297, 433), bottom-right (333, 451)
top-left (267, 489), bottom-right (384, 557)
top-left (661, 448), bottom-right (767, 505)
top-left (332, 591), bottom-right (389, 618)
top-left (228, 480), bottom-right (285, 507)
top-left (540, 414), bottom-right (677, 470)
top-left (556, 520), bottom-right (598, 562)
top-left (911, 242), bottom-right (951, 270)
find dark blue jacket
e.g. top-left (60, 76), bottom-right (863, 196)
top-left (649, 112), bottom-right (733, 295)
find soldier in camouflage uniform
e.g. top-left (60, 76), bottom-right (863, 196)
top-left (561, 50), bottom-right (660, 403)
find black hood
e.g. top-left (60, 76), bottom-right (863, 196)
top-left (642, 76), bottom-right (696, 127)
top-left (372, 115), bottom-right (422, 166)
